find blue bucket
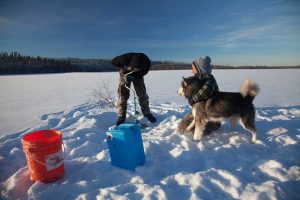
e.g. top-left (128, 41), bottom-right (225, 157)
top-left (106, 123), bottom-right (145, 170)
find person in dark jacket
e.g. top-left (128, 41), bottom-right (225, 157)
top-left (177, 56), bottom-right (221, 134)
top-left (112, 52), bottom-right (157, 125)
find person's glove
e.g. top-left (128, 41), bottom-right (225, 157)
top-left (120, 67), bottom-right (130, 75)
top-left (127, 75), bottom-right (135, 82)
top-left (123, 75), bottom-right (135, 84)
top-left (188, 97), bottom-right (195, 106)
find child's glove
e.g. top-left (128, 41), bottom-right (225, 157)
top-left (188, 97), bottom-right (195, 106)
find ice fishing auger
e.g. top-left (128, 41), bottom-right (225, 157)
top-left (123, 71), bottom-right (139, 124)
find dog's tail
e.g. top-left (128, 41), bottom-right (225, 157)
top-left (240, 79), bottom-right (259, 101)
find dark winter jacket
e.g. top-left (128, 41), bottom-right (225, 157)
top-left (111, 52), bottom-right (151, 77)
top-left (191, 74), bottom-right (219, 102)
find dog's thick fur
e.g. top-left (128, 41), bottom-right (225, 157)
top-left (177, 76), bottom-right (259, 143)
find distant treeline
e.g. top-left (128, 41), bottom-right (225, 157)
top-left (0, 52), bottom-right (299, 74)
top-left (0, 52), bottom-right (76, 74)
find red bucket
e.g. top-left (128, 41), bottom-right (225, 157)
top-left (22, 130), bottom-right (64, 183)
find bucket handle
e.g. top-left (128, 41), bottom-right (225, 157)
top-left (25, 142), bottom-right (65, 167)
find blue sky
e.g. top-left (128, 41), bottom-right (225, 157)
top-left (0, 0), bottom-right (300, 66)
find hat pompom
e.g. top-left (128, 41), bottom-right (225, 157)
top-left (203, 56), bottom-right (211, 65)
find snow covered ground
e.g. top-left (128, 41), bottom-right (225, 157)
top-left (1, 69), bottom-right (300, 199)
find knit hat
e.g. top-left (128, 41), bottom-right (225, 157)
top-left (192, 56), bottom-right (212, 76)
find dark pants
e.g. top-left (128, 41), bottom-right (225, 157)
top-left (177, 112), bottom-right (221, 135)
top-left (117, 74), bottom-right (150, 117)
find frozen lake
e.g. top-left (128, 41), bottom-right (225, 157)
top-left (1, 69), bottom-right (300, 137)
top-left (1, 69), bottom-right (300, 200)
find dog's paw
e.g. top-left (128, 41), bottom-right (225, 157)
top-left (250, 140), bottom-right (256, 144)
top-left (250, 134), bottom-right (257, 144)
top-left (193, 139), bottom-right (201, 142)
top-left (193, 135), bottom-right (202, 141)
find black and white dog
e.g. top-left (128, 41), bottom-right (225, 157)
top-left (177, 76), bottom-right (259, 143)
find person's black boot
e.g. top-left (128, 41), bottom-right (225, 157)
top-left (116, 115), bottom-right (126, 126)
top-left (145, 113), bottom-right (157, 123)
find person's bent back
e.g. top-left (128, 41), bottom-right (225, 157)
top-left (111, 52), bottom-right (156, 125)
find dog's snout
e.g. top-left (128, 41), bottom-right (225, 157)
top-left (177, 87), bottom-right (184, 96)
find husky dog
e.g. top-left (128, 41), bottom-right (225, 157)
top-left (177, 76), bottom-right (259, 143)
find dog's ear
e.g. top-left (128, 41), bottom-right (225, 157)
top-left (182, 76), bottom-right (188, 86)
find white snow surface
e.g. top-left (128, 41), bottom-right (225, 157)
top-left (1, 69), bottom-right (300, 200)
